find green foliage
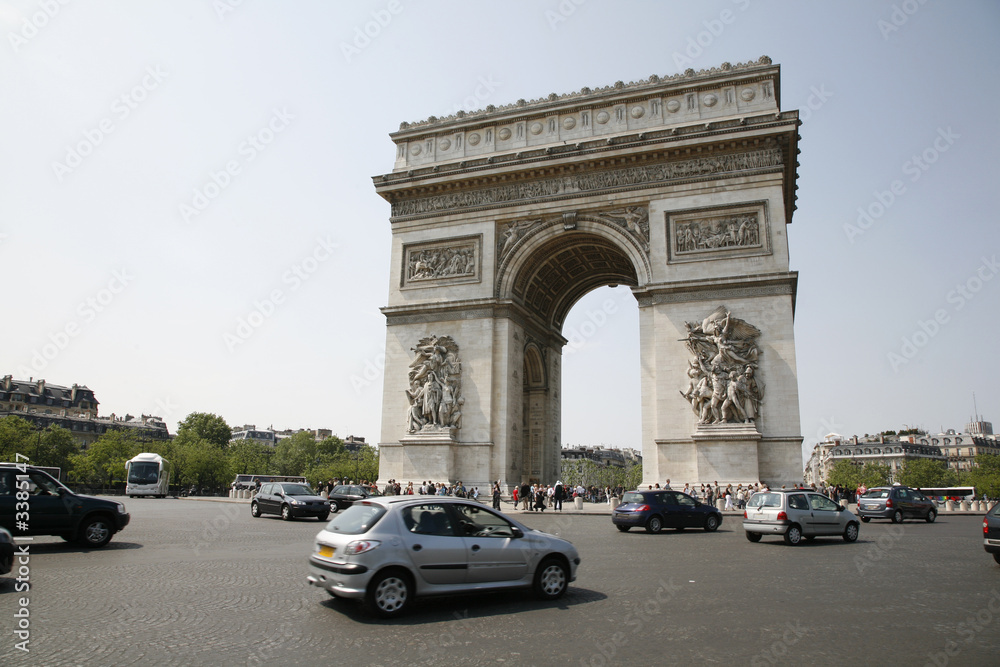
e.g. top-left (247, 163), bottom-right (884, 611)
top-left (173, 436), bottom-right (230, 488)
top-left (73, 430), bottom-right (140, 485)
top-left (272, 431), bottom-right (319, 476)
top-left (967, 454), bottom-right (1000, 499)
top-left (560, 459), bottom-right (642, 490)
top-left (228, 439), bottom-right (272, 476)
top-left (896, 458), bottom-right (951, 488)
top-left (826, 460), bottom-right (862, 488)
top-left (176, 412), bottom-right (232, 448)
top-left (857, 462), bottom-right (892, 488)
top-left (0, 415), bottom-right (34, 462)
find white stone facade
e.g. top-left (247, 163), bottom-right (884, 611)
top-left (374, 57), bottom-right (803, 490)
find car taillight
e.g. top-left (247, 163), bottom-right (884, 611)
top-left (886, 498), bottom-right (893, 508)
top-left (743, 510), bottom-right (748, 519)
top-left (635, 505), bottom-right (650, 512)
top-left (344, 540), bottom-right (381, 555)
top-left (776, 511), bottom-right (787, 521)
top-left (986, 519), bottom-right (990, 536)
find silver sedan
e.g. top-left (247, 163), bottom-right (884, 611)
top-left (743, 489), bottom-right (860, 545)
top-left (307, 495), bottom-right (580, 617)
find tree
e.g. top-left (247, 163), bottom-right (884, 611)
top-left (967, 454), bottom-right (1000, 499)
top-left (896, 459), bottom-right (951, 488)
top-left (173, 437), bottom-right (230, 490)
top-left (75, 430), bottom-right (140, 486)
top-left (176, 412), bottom-right (232, 449)
top-left (857, 462), bottom-right (892, 488)
top-left (826, 460), bottom-right (862, 488)
top-left (272, 431), bottom-right (318, 476)
top-left (0, 415), bottom-right (35, 463)
top-left (228, 439), bottom-right (272, 476)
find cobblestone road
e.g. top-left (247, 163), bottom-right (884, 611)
top-left (2, 498), bottom-right (998, 665)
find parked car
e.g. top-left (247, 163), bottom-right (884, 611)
top-left (857, 485), bottom-right (937, 523)
top-left (0, 463), bottom-right (130, 548)
top-left (0, 527), bottom-right (12, 576)
top-left (327, 484), bottom-right (382, 512)
top-left (743, 488), bottom-right (860, 545)
top-left (251, 482), bottom-right (331, 521)
top-left (307, 496), bottom-right (580, 618)
top-left (612, 489), bottom-right (722, 534)
top-left (984, 502), bottom-right (1000, 565)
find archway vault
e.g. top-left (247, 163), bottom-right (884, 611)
top-left (497, 216), bottom-right (648, 332)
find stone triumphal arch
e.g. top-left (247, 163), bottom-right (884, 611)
top-left (374, 57), bottom-right (803, 490)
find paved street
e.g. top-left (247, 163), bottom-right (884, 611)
top-left (3, 498), bottom-right (998, 666)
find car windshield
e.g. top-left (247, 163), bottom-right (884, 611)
top-left (280, 484), bottom-right (315, 496)
top-left (747, 493), bottom-right (782, 508)
top-left (622, 492), bottom-right (645, 503)
top-left (991, 503), bottom-right (1000, 517)
top-left (324, 504), bottom-right (386, 534)
top-left (861, 489), bottom-right (890, 499)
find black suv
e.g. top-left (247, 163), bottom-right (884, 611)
top-left (0, 464), bottom-right (131, 548)
top-left (250, 482), bottom-right (330, 521)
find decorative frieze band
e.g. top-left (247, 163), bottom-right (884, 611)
top-left (634, 274), bottom-right (796, 307)
top-left (391, 148), bottom-right (782, 218)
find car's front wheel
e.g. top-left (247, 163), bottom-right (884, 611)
top-left (365, 569), bottom-right (411, 618)
top-left (993, 552), bottom-right (1000, 565)
top-left (77, 515), bottom-right (114, 548)
top-left (281, 505), bottom-right (293, 521)
top-left (783, 524), bottom-right (803, 546)
top-left (250, 501), bottom-right (261, 518)
top-left (533, 557), bottom-right (568, 600)
top-left (891, 510), bottom-right (904, 524)
top-left (645, 516), bottom-right (663, 534)
top-left (843, 522), bottom-right (859, 543)
top-left (745, 531), bottom-right (762, 542)
top-left (616, 525), bottom-right (629, 532)
top-left (317, 513), bottom-right (329, 522)
top-left (925, 509), bottom-right (937, 523)
top-left (704, 514), bottom-right (720, 532)
top-left (329, 503), bottom-right (339, 513)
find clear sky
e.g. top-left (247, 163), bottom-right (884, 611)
top-left (3, 1), bottom-right (998, 466)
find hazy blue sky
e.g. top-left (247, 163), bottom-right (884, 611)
top-left (3, 1), bottom-right (997, 465)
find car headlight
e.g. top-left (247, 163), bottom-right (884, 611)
top-left (115, 502), bottom-right (127, 514)
top-left (289, 499), bottom-right (303, 505)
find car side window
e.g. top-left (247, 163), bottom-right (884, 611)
top-left (788, 494), bottom-right (809, 511)
top-left (809, 494), bottom-right (838, 511)
top-left (451, 504), bottom-right (516, 538)
top-left (403, 504), bottom-right (456, 537)
top-left (0, 470), bottom-right (14, 496)
top-left (674, 493), bottom-right (697, 509)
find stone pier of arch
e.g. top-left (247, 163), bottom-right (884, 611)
top-left (373, 57), bottom-right (804, 492)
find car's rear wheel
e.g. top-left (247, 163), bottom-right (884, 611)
top-left (77, 515), bottom-right (114, 548)
top-left (860, 516), bottom-right (870, 523)
top-left (925, 509), bottom-right (937, 523)
top-left (616, 525), bottom-right (629, 532)
top-left (993, 553), bottom-right (1000, 565)
top-left (533, 557), bottom-right (568, 600)
top-left (745, 531), bottom-right (762, 542)
top-left (843, 522), bottom-right (859, 542)
top-left (281, 505), bottom-right (293, 521)
top-left (365, 569), bottom-right (411, 618)
top-left (329, 503), bottom-right (339, 513)
top-left (250, 501), bottom-right (261, 518)
top-left (645, 516), bottom-right (663, 534)
top-left (704, 514), bottom-right (720, 532)
top-left (317, 513), bottom-right (329, 522)
top-left (783, 524), bottom-right (803, 546)
top-left (891, 509), bottom-right (904, 524)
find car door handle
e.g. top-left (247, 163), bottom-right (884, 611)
top-left (470, 544), bottom-right (480, 552)
top-left (412, 544), bottom-right (422, 551)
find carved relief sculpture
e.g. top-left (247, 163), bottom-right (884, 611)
top-left (680, 306), bottom-right (765, 424)
top-left (406, 335), bottom-right (464, 434)
top-left (592, 206), bottom-right (650, 252)
top-left (675, 213), bottom-right (760, 255)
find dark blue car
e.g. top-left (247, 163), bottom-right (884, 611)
top-left (612, 489), bottom-right (722, 534)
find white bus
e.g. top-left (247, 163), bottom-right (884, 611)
top-left (126, 453), bottom-right (171, 498)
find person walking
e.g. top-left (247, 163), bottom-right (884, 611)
top-left (520, 482), bottom-right (531, 511)
top-left (553, 481), bottom-right (565, 511)
top-left (492, 482), bottom-right (502, 510)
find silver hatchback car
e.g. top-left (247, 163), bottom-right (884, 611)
top-left (307, 495), bottom-right (580, 617)
top-left (743, 489), bottom-right (860, 545)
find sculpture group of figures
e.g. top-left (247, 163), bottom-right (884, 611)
top-left (680, 307), bottom-right (764, 425)
top-left (406, 335), bottom-right (464, 434)
top-left (407, 246), bottom-right (475, 281)
top-left (675, 214), bottom-right (759, 254)
top-left (497, 206), bottom-right (651, 261)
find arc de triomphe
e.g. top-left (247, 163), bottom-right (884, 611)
top-left (374, 57), bottom-right (803, 490)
